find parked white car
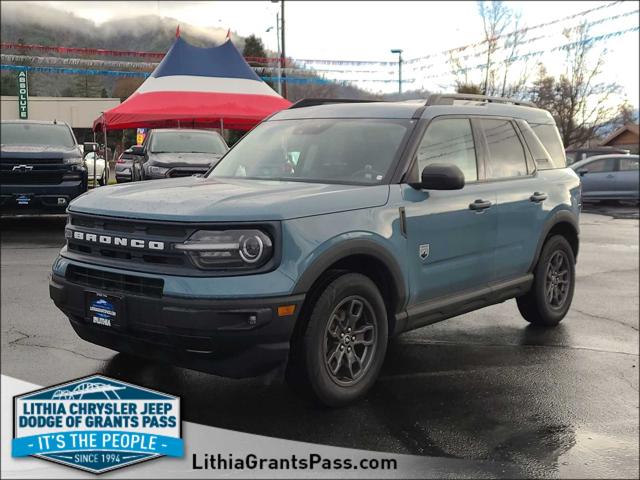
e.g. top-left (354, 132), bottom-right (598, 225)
top-left (84, 152), bottom-right (109, 186)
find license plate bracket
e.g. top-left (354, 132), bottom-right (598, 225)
top-left (85, 291), bottom-right (123, 328)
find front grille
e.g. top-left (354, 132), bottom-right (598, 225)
top-left (67, 213), bottom-right (192, 271)
top-left (0, 171), bottom-right (64, 185)
top-left (168, 168), bottom-right (207, 178)
top-left (66, 265), bottom-right (164, 298)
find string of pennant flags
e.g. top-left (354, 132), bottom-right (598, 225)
top-left (0, 54), bottom-right (397, 76)
top-left (0, 0), bottom-right (628, 70)
top-left (0, 64), bottom-right (414, 85)
top-left (409, 25), bottom-right (640, 81)
top-left (407, 8), bottom-right (639, 74)
top-left (1, 23), bottom-right (636, 86)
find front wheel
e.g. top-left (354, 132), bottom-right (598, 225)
top-left (287, 272), bottom-right (388, 407)
top-left (517, 235), bottom-right (575, 327)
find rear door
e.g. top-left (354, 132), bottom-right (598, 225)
top-left (617, 156), bottom-right (640, 199)
top-left (577, 158), bottom-right (618, 199)
top-left (474, 117), bottom-right (546, 281)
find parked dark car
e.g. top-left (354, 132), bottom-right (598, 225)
top-left (137, 129), bottom-right (228, 180)
top-left (565, 146), bottom-right (630, 165)
top-left (1, 120), bottom-right (88, 214)
top-left (570, 154), bottom-right (639, 202)
top-left (115, 149), bottom-right (140, 183)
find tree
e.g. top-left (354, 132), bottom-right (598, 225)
top-left (242, 34), bottom-right (274, 89)
top-left (529, 23), bottom-right (622, 148)
top-left (448, 1), bottom-right (530, 98)
top-left (242, 34), bottom-right (267, 62)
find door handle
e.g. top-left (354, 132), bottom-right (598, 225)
top-left (530, 192), bottom-right (548, 203)
top-left (469, 199), bottom-right (492, 211)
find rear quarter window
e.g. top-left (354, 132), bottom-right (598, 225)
top-left (530, 123), bottom-right (566, 169)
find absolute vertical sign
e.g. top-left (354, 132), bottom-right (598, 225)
top-left (17, 70), bottom-right (28, 119)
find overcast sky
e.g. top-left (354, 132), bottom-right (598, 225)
top-left (18, 1), bottom-right (640, 105)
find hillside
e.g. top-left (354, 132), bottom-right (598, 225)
top-left (0, 3), bottom-right (394, 102)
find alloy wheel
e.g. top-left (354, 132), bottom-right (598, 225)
top-left (323, 296), bottom-right (377, 386)
top-left (545, 250), bottom-right (571, 309)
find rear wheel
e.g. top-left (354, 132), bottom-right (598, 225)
top-left (517, 235), bottom-right (575, 327)
top-left (287, 272), bottom-right (388, 407)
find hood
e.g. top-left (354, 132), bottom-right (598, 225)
top-left (69, 176), bottom-right (390, 222)
top-left (148, 152), bottom-right (222, 168)
top-left (0, 145), bottom-right (81, 160)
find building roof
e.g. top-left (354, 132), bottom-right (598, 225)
top-left (600, 123), bottom-right (640, 146)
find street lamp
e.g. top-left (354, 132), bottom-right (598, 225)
top-left (271, 0), bottom-right (286, 98)
top-left (391, 49), bottom-right (403, 96)
top-left (265, 12), bottom-right (282, 95)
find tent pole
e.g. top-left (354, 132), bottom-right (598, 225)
top-left (220, 118), bottom-right (224, 138)
top-left (102, 113), bottom-right (107, 187)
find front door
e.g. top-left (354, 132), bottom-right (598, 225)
top-left (402, 117), bottom-right (497, 306)
top-left (577, 157), bottom-right (618, 200)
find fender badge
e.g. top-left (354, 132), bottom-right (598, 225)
top-left (419, 244), bottom-right (430, 261)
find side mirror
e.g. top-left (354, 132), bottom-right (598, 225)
top-left (83, 142), bottom-right (98, 153)
top-left (130, 145), bottom-right (145, 156)
top-left (412, 163), bottom-right (465, 190)
top-left (577, 169), bottom-right (588, 177)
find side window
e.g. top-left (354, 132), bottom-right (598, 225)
top-left (416, 118), bottom-right (478, 182)
top-left (480, 119), bottom-right (528, 179)
top-left (530, 124), bottom-right (567, 169)
top-left (582, 158), bottom-right (616, 173)
top-left (619, 157), bottom-right (639, 171)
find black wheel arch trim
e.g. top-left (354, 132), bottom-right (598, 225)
top-left (529, 209), bottom-right (580, 272)
top-left (291, 238), bottom-right (408, 314)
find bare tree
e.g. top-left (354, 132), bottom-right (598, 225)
top-left (448, 1), bottom-right (530, 98)
top-left (530, 22), bottom-right (622, 148)
top-left (477, 0), bottom-right (510, 95)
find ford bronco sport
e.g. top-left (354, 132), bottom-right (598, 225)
top-left (50, 94), bottom-right (580, 406)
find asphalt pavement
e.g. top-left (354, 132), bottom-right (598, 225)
top-left (1, 204), bottom-right (638, 479)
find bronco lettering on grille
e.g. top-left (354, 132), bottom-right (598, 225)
top-left (69, 230), bottom-right (165, 250)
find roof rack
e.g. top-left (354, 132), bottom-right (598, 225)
top-left (288, 98), bottom-right (383, 109)
top-left (426, 93), bottom-right (536, 108)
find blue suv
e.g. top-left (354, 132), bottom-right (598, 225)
top-left (49, 94), bottom-right (580, 406)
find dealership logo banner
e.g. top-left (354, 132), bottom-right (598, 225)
top-left (12, 374), bottom-right (183, 474)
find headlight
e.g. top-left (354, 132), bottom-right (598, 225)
top-left (63, 156), bottom-right (83, 165)
top-left (149, 166), bottom-right (169, 176)
top-left (175, 229), bottom-right (273, 270)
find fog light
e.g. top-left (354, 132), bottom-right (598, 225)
top-left (277, 305), bottom-right (296, 317)
top-left (57, 198), bottom-right (67, 206)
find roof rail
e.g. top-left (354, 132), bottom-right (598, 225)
top-left (426, 93), bottom-right (536, 108)
top-left (288, 98), bottom-right (383, 109)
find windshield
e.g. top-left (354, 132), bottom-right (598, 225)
top-left (150, 130), bottom-right (227, 154)
top-left (1, 123), bottom-right (75, 148)
top-left (209, 118), bottom-right (411, 185)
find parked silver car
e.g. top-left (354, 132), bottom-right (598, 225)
top-left (570, 154), bottom-right (639, 202)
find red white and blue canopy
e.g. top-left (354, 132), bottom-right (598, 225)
top-left (93, 37), bottom-right (290, 131)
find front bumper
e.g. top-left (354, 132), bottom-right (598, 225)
top-left (49, 273), bottom-right (305, 378)
top-left (1, 179), bottom-right (87, 214)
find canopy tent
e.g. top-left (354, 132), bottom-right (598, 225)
top-left (93, 37), bottom-right (291, 131)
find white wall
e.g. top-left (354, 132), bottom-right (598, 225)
top-left (1, 96), bottom-right (120, 129)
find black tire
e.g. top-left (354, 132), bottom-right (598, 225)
top-left (517, 235), bottom-right (575, 327)
top-left (287, 272), bottom-right (388, 407)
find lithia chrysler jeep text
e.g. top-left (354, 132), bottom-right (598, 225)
top-left (50, 95), bottom-right (580, 406)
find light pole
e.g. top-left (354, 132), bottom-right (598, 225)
top-left (266, 12), bottom-right (282, 95)
top-left (391, 49), bottom-right (403, 96)
top-left (271, 0), bottom-right (286, 98)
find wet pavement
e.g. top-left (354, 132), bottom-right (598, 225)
top-left (1, 204), bottom-right (638, 478)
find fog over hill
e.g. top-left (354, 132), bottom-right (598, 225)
top-left (0, 2), bottom-right (416, 101)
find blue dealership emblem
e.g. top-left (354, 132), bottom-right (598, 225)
top-left (13, 375), bottom-right (182, 474)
